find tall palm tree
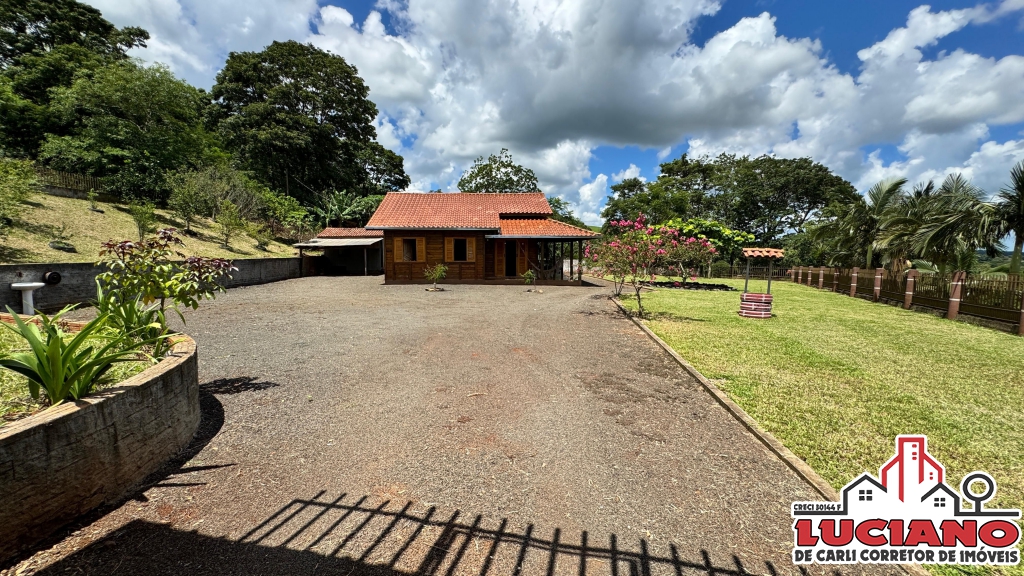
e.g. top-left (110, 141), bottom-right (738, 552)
top-left (996, 160), bottom-right (1024, 275)
top-left (812, 178), bottom-right (907, 268)
top-left (880, 174), bottom-right (1001, 276)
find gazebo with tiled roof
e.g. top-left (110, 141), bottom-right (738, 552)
top-left (739, 247), bottom-right (785, 319)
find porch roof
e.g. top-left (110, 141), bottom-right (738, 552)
top-left (486, 218), bottom-right (599, 240)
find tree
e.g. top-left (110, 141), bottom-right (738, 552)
top-left (457, 148), bottom-right (539, 193)
top-left (0, 0), bottom-right (149, 157)
top-left (167, 169), bottom-right (217, 233)
top-left (0, 0), bottom-right (146, 66)
top-left (0, 157), bottom-right (34, 239)
top-left (547, 196), bottom-right (588, 229)
top-left (210, 41), bottom-right (401, 203)
top-left (720, 155), bottom-right (858, 245)
top-left (810, 178), bottom-right (907, 269)
top-left (601, 177), bottom-right (686, 230)
top-left (661, 217), bottom-right (753, 263)
top-left (996, 160), bottom-right (1024, 275)
top-left (39, 60), bottom-right (211, 201)
top-left (877, 174), bottom-right (1001, 275)
top-left (127, 201), bottom-right (155, 242)
top-left (215, 200), bottom-right (244, 248)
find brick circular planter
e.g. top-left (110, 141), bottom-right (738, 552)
top-left (0, 335), bottom-right (199, 563)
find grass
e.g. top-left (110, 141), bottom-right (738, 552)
top-left (619, 279), bottom-right (1024, 575)
top-left (0, 319), bottom-right (149, 424)
top-left (0, 193), bottom-right (296, 264)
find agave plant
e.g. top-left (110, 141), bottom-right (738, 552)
top-left (0, 307), bottom-right (163, 407)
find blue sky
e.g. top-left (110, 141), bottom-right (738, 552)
top-left (88, 0), bottom-right (1024, 223)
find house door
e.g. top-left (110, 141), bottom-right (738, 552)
top-left (505, 240), bottom-right (518, 277)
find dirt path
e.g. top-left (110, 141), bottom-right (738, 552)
top-left (6, 277), bottom-right (884, 575)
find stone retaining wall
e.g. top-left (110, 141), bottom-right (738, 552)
top-left (0, 257), bottom-right (302, 312)
top-left (0, 336), bottom-right (199, 563)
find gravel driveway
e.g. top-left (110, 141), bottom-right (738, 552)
top-left (8, 277), bottom-right (883, 575)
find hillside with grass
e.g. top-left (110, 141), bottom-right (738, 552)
top-left (0, 193), bottom-right (298, 264)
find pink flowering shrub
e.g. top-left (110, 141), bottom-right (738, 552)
top-left (587, 214), bottom-right (717, 318)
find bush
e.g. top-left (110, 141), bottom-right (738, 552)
top-left (215, 200), bottom-right (244, 247)
top-left (0, 158), bottom-right (34, 239)
top-left (249, 223), bottom-right (274, 251)
top-left (97, 228), bottom-right (235, 316)
top-left (167, 169), bottom-right (215, 233)
top-left (710, 260), bottom-right (733, 278)
top-left (128, 201), bottom-right (156, 241)
top-left (424, 263), bottom-right (448, 289)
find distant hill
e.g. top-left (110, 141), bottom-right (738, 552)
top-left (0, 193), bottom-right (297, 264)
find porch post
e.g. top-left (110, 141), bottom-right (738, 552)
top-left (364, 247), bottom-right (368, 276)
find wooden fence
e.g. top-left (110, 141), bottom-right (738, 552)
top-left (788, 266), bottom-right (1024, 334)
top-left (35, 167), bottom-right (104, 193)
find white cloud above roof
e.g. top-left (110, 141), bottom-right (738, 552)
top-left (86, 0), bottom-right (1024, 223)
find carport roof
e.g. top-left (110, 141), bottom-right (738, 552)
top-left (294, 238), bottom-right (382, 248)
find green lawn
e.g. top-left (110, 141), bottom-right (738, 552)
top-left (0, 193), bottom-right (296, 264)
top-left (620, 280), bottom-right (1023, 575)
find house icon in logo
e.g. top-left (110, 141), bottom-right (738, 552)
top-left (791, 435), bottom-right (1022, 567)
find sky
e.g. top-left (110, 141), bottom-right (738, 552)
top-left (83, 0), bottom-right (1024, 224)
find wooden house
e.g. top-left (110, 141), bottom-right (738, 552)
top-left (364, 192), bottom-right (599, 284)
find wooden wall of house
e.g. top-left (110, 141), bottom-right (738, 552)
top-left (383, 231), bottom-right (487, 283)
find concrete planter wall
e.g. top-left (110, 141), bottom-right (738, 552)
top-left (0, 257), bottom-right (302, 312)
top-left (0, 336), bottom-right (199, 563)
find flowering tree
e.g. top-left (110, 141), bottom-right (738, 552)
top-left (589, 214), bottom-right (718, 318)
top-left (659, 228), bottom-right (718, 280)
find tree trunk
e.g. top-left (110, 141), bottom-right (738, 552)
top-left (865, 244), bottom-right (874, 270)
top-left (1010, 235), bottom-right (1023, 276)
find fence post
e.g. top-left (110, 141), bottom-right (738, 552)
top-left (905, 270), bottom-right (918, 309)
top-left (874, 268), bottom-right (883, 302)
top-left (807, 267), bottom-right (813, 286)
top-left (947, 271), bottom-right (966, 320)
top-left (797, 267), bottom-right (803, 284)
top-left (818, 267), bottom-right (825, 289)
top-left (850, 268), bottom-right (859, 298)
top-left (1018, 285), bottom-right (1024, 336)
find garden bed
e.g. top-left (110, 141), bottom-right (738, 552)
top-left (648, 280), bottom-right (736, 291)
top-left (0, 334), bottom-right (199, 563)
top-left (0, 315), bottom-right (148, 424)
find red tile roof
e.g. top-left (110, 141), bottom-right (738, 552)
top-left (317, 227), bottom-right (383, 238)
top-left (365, 192), bottom-right (552, 229)
top-left (742, 247), bottom-right (785, 259)
top-left (494, 218), bottom-right (599, 238)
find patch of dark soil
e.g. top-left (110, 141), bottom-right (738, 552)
top-left (648, 281), bottom-right (735, 291)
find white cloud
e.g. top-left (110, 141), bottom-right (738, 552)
top-left (611, 164), bottom-right (645, 183)
top-left (85, 0), bottom-right (1024, 216)
top-left (576, 174), bottom-right (610, 225)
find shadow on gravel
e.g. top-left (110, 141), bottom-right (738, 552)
top-left (201, 376), bottom-right (280, 394)
top-left (34, 493), bottom-right (814, 576)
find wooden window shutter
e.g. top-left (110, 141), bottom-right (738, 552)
top-left (466, 238), bottom-right (475, 262)
top-left (495, 240), bottom-right (505, 276)
top-left (394, 238), bottom-right (403, 262)
top-left (416, 237), bottom-right (426, 262)
top-left (445, 237), bottom-right (454, 262)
